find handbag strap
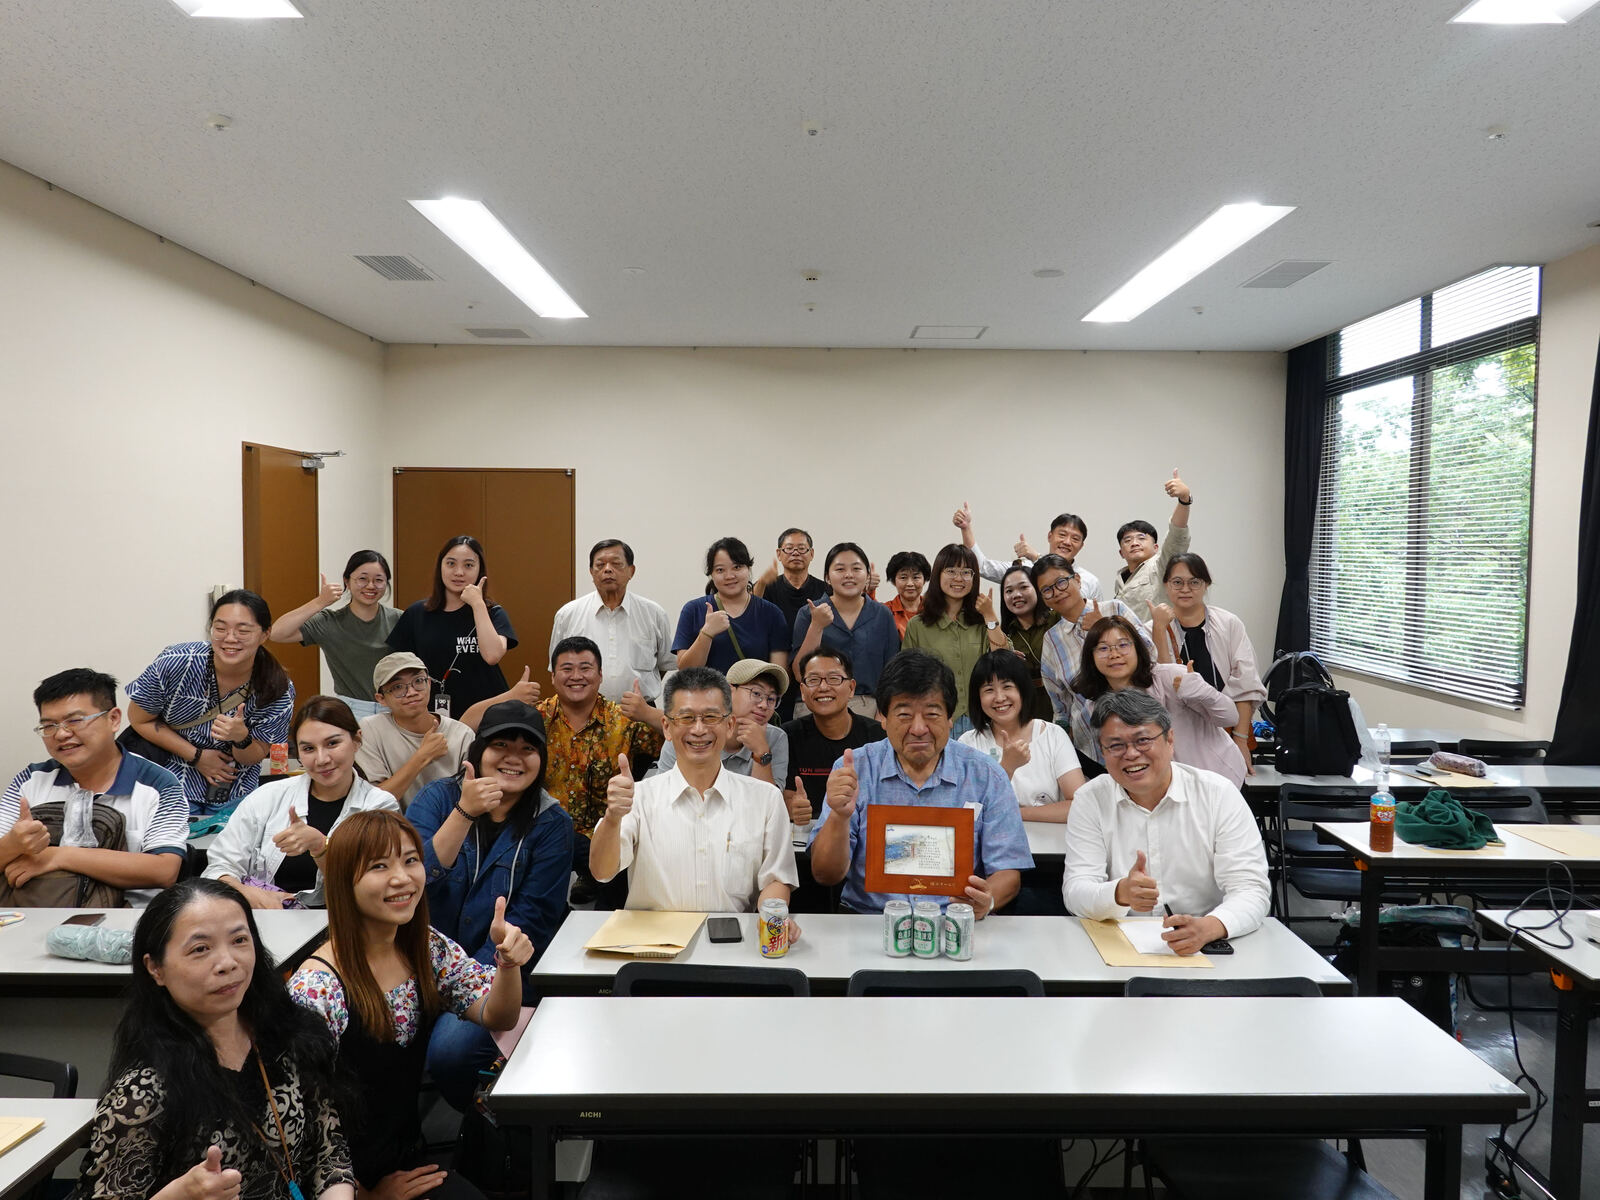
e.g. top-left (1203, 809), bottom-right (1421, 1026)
top-left (714, 595), bottom-right (748, 661)
top-left (168, 684), bottom-right (252, 734)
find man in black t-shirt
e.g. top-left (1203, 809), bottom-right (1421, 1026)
top-left (755, 528), bottom-right (830, 719)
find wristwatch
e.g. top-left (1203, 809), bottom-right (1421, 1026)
top-left (231, 735), bottom-right (253, 749)
top-left (755, 750), bottom-right (773, 766)
top-left (985, 620), bottom-right (1000, 630)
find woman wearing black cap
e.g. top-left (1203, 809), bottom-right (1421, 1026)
top-left (405, 700), bottom-right (574, 1111)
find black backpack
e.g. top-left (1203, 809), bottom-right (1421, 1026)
top-left (1271, 680), bottom-right (1363, 775)
top-left (1261, 650), bottom-right (1336, 718)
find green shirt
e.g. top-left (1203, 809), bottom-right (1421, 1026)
top-left (300, 604), bottom-right (403, 700)
top-left (901, 613), bottom-right (989, 720)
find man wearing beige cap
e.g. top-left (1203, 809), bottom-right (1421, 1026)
top-left (354, 652), bottom-right (474, 807)
top-left (646, 660), bottom-right (789, 787)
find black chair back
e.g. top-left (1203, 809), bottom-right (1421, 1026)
top-left (1124, 976), bottom-right (1321, 997)
top-left (1456, 739), bottom-right (1550, 765)
top-left (845, 968), bottom-right (1044, 997)
top-left (0, 1052), bottom-right (77, 1098)
top-left (612, 962), bottom-right (809, 996)
top-left (1388, 740), bottom-right (1440, 757)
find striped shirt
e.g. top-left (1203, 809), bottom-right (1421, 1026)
top-left (2, 752), bottom-right (189, 905)
top-left (1038, 600), bottom-right (1156, 763)
top-left (126, 641), bottom-right (295, 811)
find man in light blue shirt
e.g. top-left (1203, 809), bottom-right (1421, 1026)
top-left (810, 650), bottom-right (1032, 915)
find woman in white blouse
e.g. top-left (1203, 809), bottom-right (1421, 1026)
top-left (204, 696), bottom-right (398, 909)
top-left (959, 651), bottom-right (1084, 822)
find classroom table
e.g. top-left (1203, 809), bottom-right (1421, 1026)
top-left (1367, 727), bottom-right (1501, 752)
top-left (1313, 823), bottom-right (1600, 995)
top-left (0, 1099), bottom-right (97, 1200)
top-left (1246, 763), bottom-right (1600, 823)
top-left (0, 907), bottom-right (327, 1098)
top-left (1477, 909), bottom-right (1600, 1200)
top-left (533, 911), bottom-right (1350, 996)
top-left (489, 994), bottom-right (1525, 1200)
top-left (1023, 819), bottom-right (1064, 865)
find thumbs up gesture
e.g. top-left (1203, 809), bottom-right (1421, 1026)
top-left (490, 895), bottom-right (533, 969)
top-left (461, 576), bottom-right (488, 608)
top-left (1013, 533), bottom-right (1040, 560)
top-left (1116, 850), bottom-right (1160, 912)
top-left (1080, 599), bottom-right (1104, 631)
top-left (272, 803), bottom-right (327, 856)
top-left (210, 705), bottom-right (249, 745)
top-left (317, 572), bottom-right (345, 608)
top-left (975, 588), bottom-right (998, 624)
top-left (998, 728), bottom-right (1031, 777)
top-left (702, 602), bottom-right (732, 638)
top-left (1163, 467), bottom-right (1192, 505)
top-left (809, 598), bottom-right (835, 628)
top-left (458, 761), bottom-right (504, 818)
top-left (179, 1145), bottom-right (242, 1200)
top-left (951, 500), bottom-right (972, 530)
top-left (618, 679), bottom-right (651, 723)
top-left (825, 748), bottom-right (859, 817)
top-left (10, 797), bottom-right (49, 857)
top-left (867, 562), bottom-right (880, 595)
top-left (604, 754), bottom-right (635, 820)
top-left (507, 665), bottom-right (540, 704)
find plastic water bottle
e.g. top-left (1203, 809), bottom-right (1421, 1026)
top-left (61, 790), bottom-right (96, 847)
top-left (1374, 723), bottom-right (1391, 789)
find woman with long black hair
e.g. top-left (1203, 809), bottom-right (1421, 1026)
top-left (128, 589), bottom-right (294, 813)
top-left (77, 877), bottom-right (354, 1200)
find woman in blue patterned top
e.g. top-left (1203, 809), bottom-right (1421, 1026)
top-left (128, 590), bottom-right (295, 814)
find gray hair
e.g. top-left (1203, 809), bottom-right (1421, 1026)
top-left (663, 666), bottom-right (732, 714)
top-left (1089, 689), bottom-right (1173, 737)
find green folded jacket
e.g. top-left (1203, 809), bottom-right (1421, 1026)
top-left (1394, 789), bottom-right (1504, 851)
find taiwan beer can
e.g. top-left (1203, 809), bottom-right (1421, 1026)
top-left (758, 898), bottom-right (790, 958)
top-left (883, 900), bottom-right (913, 957)
top-left (911, 901), bottom-right (942, 959)
top-left (942, 903), bottom-right (975, 961)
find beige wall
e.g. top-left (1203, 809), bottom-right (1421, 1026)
top-left (380, 344), bottom-right (1288, 669)
top-left (0, 160), bottom-right (386, 767)
top-left (1331, 243), bottom-right (1600, 741)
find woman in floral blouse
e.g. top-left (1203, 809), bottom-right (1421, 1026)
top-left (77, 878), bottom-right (353, 1200)
top-left (289, 811), bottom-right (531, 1200)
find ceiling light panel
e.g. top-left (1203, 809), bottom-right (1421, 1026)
top-left (1450, 0), bottom-right (1598, 23)
top-left (1082, 202), bottom-right (1296, 323)
top-left (409, 198), bottom-right (586, 320)
top-left (169, 0), bottom-right (304, 17)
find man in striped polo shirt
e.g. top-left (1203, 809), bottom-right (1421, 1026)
top-left (0, 668), bottom-right (188, 906)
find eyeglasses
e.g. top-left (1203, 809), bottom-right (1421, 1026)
top-left (210, 622), bottom-right (262, 639)
top-left (1166, 578), bottom-right (1205, 590)
top-left (802, 673), bottom-right (849, 688)
top-left (381, 675), bottom-right (430, 697)
top-left (779, 544), bottom-right (811, 556)
top-left (1093, 640), bottom-right (1136, 656)
top-left (35, 710), bottom-right (111, 737)
top-left (1038, 576), bottom-right (1078, 598)
top-left (941, 568), bottom-right (975, 580)
top-left (664, 711), bottom-right (730, 729)
top-left (736, 686), bottom-right (779, 709)
top-left (1100, 733), bottom-right (1164, 758)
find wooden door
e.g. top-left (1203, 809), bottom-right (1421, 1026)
top-left (392, 468), bottom-right (576, 698)
top-left (242, 442), bottom-right (321, 708)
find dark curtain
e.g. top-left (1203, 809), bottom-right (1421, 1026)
top-left (1547, 336), bottom-right (1600, 764)
top-left (1273, 336), bottom-right (1331, 656)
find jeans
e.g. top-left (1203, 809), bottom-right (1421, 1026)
top-left (425, 1011), bottom-right (502, 1113)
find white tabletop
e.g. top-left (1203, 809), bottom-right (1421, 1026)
top-left (0, 908), bottom-right (327, 984)
top-left (1024, 820), bottom-right (1065, 861)
top-left (1368, 727), bottom-right (1500, 749)
top-left (1248, 763), bottom-right (1600, 793)
top-left (0, 1099), bottom-right (97, 1199)
top-left (532, 911), bottom-right (1351, 994)
top-left (1479, 909), bottom-right (1600, 988)
top-left (493, 994), bottom-right (1523, 1117)
top-left (1314, 822), bottom-right (1600, 866)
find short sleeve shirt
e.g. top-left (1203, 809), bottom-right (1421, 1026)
top-left (762, 575), bottom-right (830, 635)
top-left (671, 595), bottom-right (790, 672)
top-left (299, 604), bottom-right (402, 699)
top-left (959, 720), bottom-right (1080, 807)
top-left (354, 712), bottom-right (475, 807)
top-left (780, 712), bottom-right (887, 822)
top-left (537, 695), bottom-right (665, 837)
top-left (790, 599), bottom-right (902, 696)
top-left (386, 601), bottom-right (518, 717)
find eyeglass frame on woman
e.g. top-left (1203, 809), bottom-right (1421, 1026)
top-left (1038, 575), bottom-right (1078, 598)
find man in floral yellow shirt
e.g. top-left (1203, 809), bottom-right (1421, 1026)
top-left (538, 635), bottom-right (663, 906)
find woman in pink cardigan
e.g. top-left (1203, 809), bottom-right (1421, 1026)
top-left (1070, 615), bottom-right (1248, 786)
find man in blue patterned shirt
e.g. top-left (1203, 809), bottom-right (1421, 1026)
top-left (810, 650), bottom-right (1032, 915)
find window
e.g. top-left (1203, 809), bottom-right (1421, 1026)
top-left (1309, 266), bottom-right (1539, 708)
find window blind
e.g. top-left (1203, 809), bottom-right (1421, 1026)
top-left (1308, 265), bottom-right (1539, 708)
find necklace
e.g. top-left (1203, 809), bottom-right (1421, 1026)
top-left (251, 1047), bottom-right (305, 1200)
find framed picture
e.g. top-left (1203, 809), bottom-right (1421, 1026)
top-left (863, 804), bottom-right (975, 899)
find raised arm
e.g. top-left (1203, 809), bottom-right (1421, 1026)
top-left (270, 575), bottom-right (345, 643)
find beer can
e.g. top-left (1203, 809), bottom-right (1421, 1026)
top-left (883, 900), bottom-right (913, 957)
top-left (758, 898), bottom-right (790, 958)
top-left (911, 901), bottom-right (942, 959)
top-left (942, 903), bottom-right (975, 961)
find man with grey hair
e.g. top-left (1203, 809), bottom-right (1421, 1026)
top-left (591, 666), bottom-right (797, 913)
top-left (1062, 689), bottom-right (1269, 954)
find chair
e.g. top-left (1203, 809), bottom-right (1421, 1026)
top-left (1120, 980), bottom-right (1396, 1200)
top-left (1456, 738), bottom-right (1550, 765)
top-left (1387, 739), bottom-right (1440, 758)
top-left (582, 963), bottom-right (808, 1199)
top-left (612, 961), bottom-right (810, 996)
top-left (1, 1053), bottom-right (79, 1200)
top-left (845, 968), bottom-right (1044, 997)
top-left (1270, 787), bottom-right (1375, 924)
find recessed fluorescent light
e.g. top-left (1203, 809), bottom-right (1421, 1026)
top-left (1082, 202), bottom-right (1295, 323)
top-left (409, 198), bottom-right (586, 320)
top-left (1450, 0), bottom-right (1598, 22)
top-left (169, 0), bottom-right (303, 16)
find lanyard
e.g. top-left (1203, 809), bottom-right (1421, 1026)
top-left (251, 1048), bottom-right (306, 1200)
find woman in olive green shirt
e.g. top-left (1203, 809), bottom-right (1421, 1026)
top-left (901, 543), bottom-right (989, 733)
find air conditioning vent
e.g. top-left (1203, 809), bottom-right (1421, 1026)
top-left (1242, 260), bottom-right (1332, 289)
top-left (355, 254), bottom-right (439, 282)
top-left (910, 325), bottom-right (988, 340)
top-left (465, 327), bottom-right (533, 339)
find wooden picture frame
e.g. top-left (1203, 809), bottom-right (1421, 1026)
top-left (863, 804), bottom-right (975, 899)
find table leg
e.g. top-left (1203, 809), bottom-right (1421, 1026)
top-left (1423, 1124), bottom-right (1462, 1200)
top-left (1548, 983), bottom-right (1588, 1199)
top-left (527, 1123), bottom-right (552, 1200)
top-left (1358, 860), bottom-right (1380, 996)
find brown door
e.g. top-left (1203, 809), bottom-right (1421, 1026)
top-left (242, 443), bottom-right (322, 710)
top-left (392, 468), bottom-right (576, 699)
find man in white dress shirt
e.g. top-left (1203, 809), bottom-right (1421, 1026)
top-left (547, 539), bottom-right (674, 726)
top-left (590, 665), bottom-right (798, 912)
top-left (1063, 689), bottom-right (1269, 955)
